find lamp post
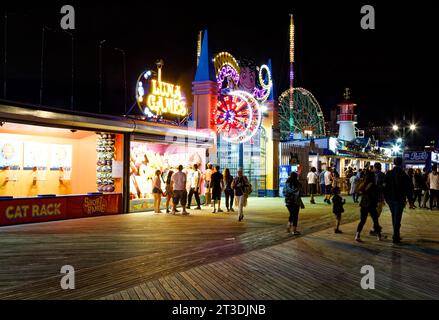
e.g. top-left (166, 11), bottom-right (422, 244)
top-left (114, 48), bottom-right (127, 114)
top-left (39, 26), bottom-right (74, 108)
top-left (3, 13), bottom-right (8, 99)
top-left (62, 30), bottom-right (74, 110)
top-left (391, 114), bottom-right (417, 151)
top-left (98, 40), bottom-right (106, 113)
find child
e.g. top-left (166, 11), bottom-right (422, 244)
top-left (332, 187), bottom-right (345, 233)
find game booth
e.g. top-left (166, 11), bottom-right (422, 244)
top-left (0, 98), bottom-right (213, 226)
top-left (0, 111), bottom-right (125, 226)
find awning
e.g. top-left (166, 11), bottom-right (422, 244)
top-left (0, 101), bottom-right (214, 147)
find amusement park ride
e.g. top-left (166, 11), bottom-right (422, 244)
top-left (278, 14), bottom-right (326, 141)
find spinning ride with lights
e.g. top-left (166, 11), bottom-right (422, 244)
top-left (212, 52), bottom-right (272, 144)
top-left (213, 90), bottom-right (262, 144)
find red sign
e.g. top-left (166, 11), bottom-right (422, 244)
top-left (0, 194), bottom-right (122, 226)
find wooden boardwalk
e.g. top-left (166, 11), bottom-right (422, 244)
top-left (103, 209), bottom-right (439, 300)
top-left (0, 197), bottom-right (438, 299)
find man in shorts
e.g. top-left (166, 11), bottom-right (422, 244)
top-left (324, 167), bottom-right (333, 204)
top-left (171, 165), bottom-right (188, 215)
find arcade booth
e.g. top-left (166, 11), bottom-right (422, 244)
top-left (129, 138), bottom-right (207, 212)
top-left (0, 121), bottom-right (124, 226)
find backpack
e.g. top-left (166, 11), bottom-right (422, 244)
top-left (244, 177), bottom-right (253, 195)
top-left (284, 183), bottom-right (302, 206)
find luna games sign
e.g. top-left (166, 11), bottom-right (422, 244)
top-left (136, 67), bottom-right (187, 119)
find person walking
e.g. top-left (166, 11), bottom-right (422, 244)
top-left (355, 171), bottom-right (382, 242)
top-left (165, 170), bottom-right (174, 214)
top-left (332, 187), bottom-right (345, 233)
top-left (283, 172), bottom-right (304, 235)
top-left (350, 173), bottom-right (360, 203)
top-left (152, 170), bottom-right (163, 213)
top-left (223, 168), bottom-right (234, 212)
top-left (324, 167), bottom-right (333, 204)
top-left (427, 164), bottom-right (439, 210)
top-left (370, 162), bottom-right (386, 235)
top-left (346, 167), bottom-right (354, 194)
top-left (307, 167), bottom-right (318, 204)
top-left (187, 164), bottom-right (202, 210)
top-left (421, 167), bottom-right (430, 208)
top-left (203, 163), bottom-right (213, 207)
top-left (319, 168), bottom-right (326, 195)
top-left (413, 168), bottom-right (424, 208)
top-left (171, 165), bottom-right (189, 215)
top-left (384, 157), bottom-right (412, 244)
top-left (232, 168), bottom-right (251, 222)
top-left (407, 168), bottom-right (416, 209)
top-left (211, 165), bottom-right (224, 213)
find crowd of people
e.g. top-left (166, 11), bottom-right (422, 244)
top-left (285, 158), bottom-right (439, 244)
top-left (152, 163), bottom-right (252, 222)
top-left (152, 156), bottom-right (439, 244)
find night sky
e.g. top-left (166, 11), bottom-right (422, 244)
top-left (1, 1), bottom-right (437, 146)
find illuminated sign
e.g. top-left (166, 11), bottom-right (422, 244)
top-left (136, 66), bottom-right (187, 118)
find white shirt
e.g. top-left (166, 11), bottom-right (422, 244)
top-left (324, 171), bottom-right (332, 186)
top-left (190, 169), bottom-right (201, 189)
top-left (307, 172), bottom-right (318, 184)
top-left (171, 171), bottom-right (187, 191)
top-left (152, 176), bottom-right (161, 190)
top-left (428, 172), bottom-right (439, 190)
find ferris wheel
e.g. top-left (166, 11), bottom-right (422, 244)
top-left (278, 87), bottom-right (326, 141)
top-left (213, 90), bottom-right (262, 144)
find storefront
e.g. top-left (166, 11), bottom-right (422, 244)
top-left (128, 134), bottom-right (209, 212)
top-left (0, 102), bottom-right (214, 226)
top-left (280, 137), bottom-right (394, 194)
top-left (403, 151), bottom-right (438, 171)
top-left (0, 121), bottom-right (125, 226)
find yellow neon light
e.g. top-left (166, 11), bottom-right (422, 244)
top-left (146, 79), bottom-right (187, 117)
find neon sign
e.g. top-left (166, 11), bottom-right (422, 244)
top-left (136, 66), bottom-right (187, 118)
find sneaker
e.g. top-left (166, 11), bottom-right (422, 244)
top-left (292, 231), bottom-right (301, 235)
top-left (310, 200), bottom-right (316, 204)
top-left (369, 230), bottom-right (376, 236)
top-left (376, 234), bottom-right (382, 241)
top-left (334, 229), bottom-right (343, 234)
top-left (238, 214), bottom-right (244, 222)
top-left (218, 208), bottom-right (224, 213)
top-left (186, 206), bottom-right (191, 210)
top-left (166, 209), bottom-right (170, 214)
top-left (230, 208), bottom-right (235, 212)
top-left (212, 209), bottom-right (216, 213)
top-left (355, 233), bottom-right (361, 242)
